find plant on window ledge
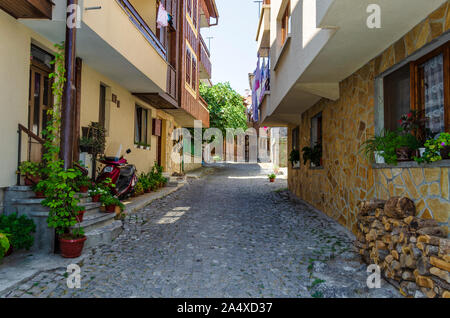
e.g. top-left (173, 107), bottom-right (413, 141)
top-left (289, 149), bottom-right (300, 168)
top-left (414, 132), bottom-right (450, 164)
top-left (359, 130), bottom-right (391, 164)
top-left (302, 143), bottom-right (322, 167)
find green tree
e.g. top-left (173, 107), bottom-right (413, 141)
top-left (200, 82), bottom-right (248, 136)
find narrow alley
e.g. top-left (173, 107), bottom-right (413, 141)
top-left (2, 164), bottom-right (400, 298)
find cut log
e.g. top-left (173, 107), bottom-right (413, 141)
top-left (417, 227), bottom-right (447, 238)
top-left (416, 256), bottom-right (430, 275)
top-left (359, 200), bottom-right (386, 215)
top-left (410, 218), bottom-right (439, 230)
top-left (384, 197), bottom-right (416, 219)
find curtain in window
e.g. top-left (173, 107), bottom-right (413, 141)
top-left (422, 54), bottom-right (445, 134)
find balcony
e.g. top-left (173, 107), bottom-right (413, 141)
top-left (199, 34), bottom-right (212, 79)
top-left (256, 0), bottom-right (270, 57)
top-left (0, 0), bottom-right (53, 19)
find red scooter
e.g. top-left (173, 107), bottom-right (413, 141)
top-left (97, 148), bottom-right (138, 199)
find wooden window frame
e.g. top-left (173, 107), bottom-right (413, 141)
top-left (192, 55), bottom-right (197, 91)
top-left (281, 1), bottom-right (290, 46)
top-left (135, 105), bottom-right (149, 145)
top-left (410, 42), bottom-right (450, 132)
top-left (186, 46), bottom-right (192, 86)
top-left (292, 127), bottom-right (299, 151)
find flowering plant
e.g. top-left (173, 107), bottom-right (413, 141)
top-left (398, 110), bottom-right (430, 145)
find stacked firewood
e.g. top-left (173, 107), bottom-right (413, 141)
top-left (355, 197), bottom-right (450, 298)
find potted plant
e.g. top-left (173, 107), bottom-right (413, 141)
top-left (88, 187), bottom-right (107, 203)
top-left (289, 149), bottom-right (301, 168)
top-left (394, 132), bottom-right (421, 162)
top-left (134, 181), bottom-right (145, 196)
top-left (33, 182), bottom-right (46, 198)
top-left (17, 161), bottom-right (42, 186)
top-left (0, 213), bottom-right (36, 256)
top-left (74, 206), bottom-right (86, 223)
top-left (359, 131), bottom-right (391, 164)
top-left (79, 136), bottom-right (94, 153)
top-left (101, 195), bottom-right (123, 213)
top-left (139, 173), bottom-right (151, 193)
top-left (302, 143), bottom-right (322, 167)
top-left (268, 173), bottom-right (276, 183)
top-left (415, 133), bottom-right (450, 164)
top-left (0, 233), bottom-right (10, 261)
top-left (77, 175), bottom-right (92, 193)
top-left (438, 133), bottom-right (450, 159)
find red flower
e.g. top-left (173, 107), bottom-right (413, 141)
top-left (407, 112), bottom-right (413, 118)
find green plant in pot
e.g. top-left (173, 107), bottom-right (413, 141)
top-left (394, 132), bottom-right (421, 162)
top-left (134, 181), bottom-right (145, 196)
top-left (0, 233), bottom-right (10, 261)
top-left (0, 213), bottom-right (36, 256)
top-left (101, 194), bottom-right (124, 214)
top-left (139, 173), bottom-right (151, 193)
top-left (415, 132), bottom-right (450, 164)
top-left (79, 136), bottom-right (94, 153)
top-left (289, 149), bottom-right (300, 168)
top-left (359, 130), bottom-right (391, 164)
top-left (76, 174), bottom-right (92, 193)
top-left (268, 173), bottom-right (276, 182)
top-left (17, 161), bottom-right (42, 186)
top-left (302, 143), bottom-right (322, 167)
top-left (33, 181), bottom-right (47, 198)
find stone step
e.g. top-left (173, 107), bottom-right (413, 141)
top-left (84, 220), bottom-right (123, 249)
top-left (76, 212), bottom-right (116, 233)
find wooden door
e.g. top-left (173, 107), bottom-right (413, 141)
top-left (28, 65), bottom-right (52, 162)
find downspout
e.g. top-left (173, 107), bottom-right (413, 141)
top-left (60, 0), bottom-right (78, 169)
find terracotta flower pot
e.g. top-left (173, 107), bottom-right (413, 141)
top-left (79, 186), bottom-right (89, 193)
top-left (441, 146), bottom-right (450, 160)
top-left (4, 246), bottom-right (13, 257)
top-left (145, 188), bottom-right (151, 193)
top-left (59, 236), bottom-right (86, 258)
top-left (25, 175), bottom-right (41, 186)
top-left (105, 205), bottom-right (116, 213)
top-left (35, 191), bottom-right (45, 198)
top-left (396, 147), bottom-right (412, 162)
top-left (270, 178), bottom-right (275, 183)
top-left (91, 194), bottom-right (101, 203)
top-left (76, 210), bottom-right (86, 223)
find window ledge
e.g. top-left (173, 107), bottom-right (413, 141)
top-left (372, 160), bottom-right (450, 169)
top-left (274, 35), bottom-right (291, 71)
top-left (310, 166), bottom-right (324, 170)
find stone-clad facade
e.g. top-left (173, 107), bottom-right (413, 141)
top-left (288, 1), bottom-right (450, 235)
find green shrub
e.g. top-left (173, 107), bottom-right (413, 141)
top-left (0, 233), bottom-right (10, 260)
top-left (0, 213), bottom-right (36, 250)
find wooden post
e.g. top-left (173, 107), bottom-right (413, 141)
top-left (72, 57), bottom-right (82, 163)
top-left (61, 0), bottom-right (78, 170)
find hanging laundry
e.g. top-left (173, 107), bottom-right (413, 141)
top-left (157, 2), bottom-right (169, 29)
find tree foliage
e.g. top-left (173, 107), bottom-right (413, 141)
top-left (200, 82), bottom-right (247, 136)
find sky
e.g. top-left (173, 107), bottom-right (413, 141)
top-left (200, 0), bottom-right (260, 96)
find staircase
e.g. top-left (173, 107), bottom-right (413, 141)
top-left (3, 187), bottom-right (122, 254)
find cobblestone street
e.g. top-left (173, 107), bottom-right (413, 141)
top-left (1, 164), bottom-right (401, 298)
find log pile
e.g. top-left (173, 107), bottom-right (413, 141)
top-left (355, 197), bottom-right (450, 298)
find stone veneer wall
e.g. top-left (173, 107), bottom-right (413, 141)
top-left (288, 1), bottom-right (450, 234)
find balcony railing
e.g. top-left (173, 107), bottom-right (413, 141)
top-left (199, 34), bottom-right (212, 78)
top-left (116, 0), bottom-right (167, 59)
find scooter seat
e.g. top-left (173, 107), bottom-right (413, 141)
top-left (120, 166), bottom-right (135, 177)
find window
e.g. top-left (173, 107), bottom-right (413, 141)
top-left (310, 112), bottom-right (323, 167)
top-left (135, 105), bottom-right (149, 145)
top-left (384, 64), bottom-right (411, 131)
top-left (281, 1), bottom-right (291, 46)
top-left (186, 47), bottom-right (191, 85)
top-left (383, 42), bottom-right (450, 135)
top-left (187, 0), bottom-right (192, 17)
top-left (192, 57), bottom-right (197, 91)
top-left (185, 44), bottom-right (197, 92)
top-left (311, 112), bottom-right (322, 148)
top-left (192, 0), bottom-right (197, 28)
top-left (292, 127), bottom-right (299, 150)
top-left (99, 84), bottom-right (106, 129)
top-left (186, 0), bottom-right (197, 30)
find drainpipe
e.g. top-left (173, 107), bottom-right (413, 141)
top-left (60, 0), bottom-right (78, 169)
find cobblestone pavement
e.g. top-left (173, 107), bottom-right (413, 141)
top-left (1, 164), bottom-right (401, 298)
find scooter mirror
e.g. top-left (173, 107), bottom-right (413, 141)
top-left (126, 149), bottom-right (132, 154)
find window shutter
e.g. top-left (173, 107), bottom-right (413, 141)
top-left (186, 48), bottom-right (191, 85)
top-left (192, 57), bottom-right (197, 91)
top-left (193, 0), bottom-right (197, 28)
top-left (152, 118), bottom-right (162, 136)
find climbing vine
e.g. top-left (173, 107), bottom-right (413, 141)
top-left (37, 42), bottom-right (84, 238)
